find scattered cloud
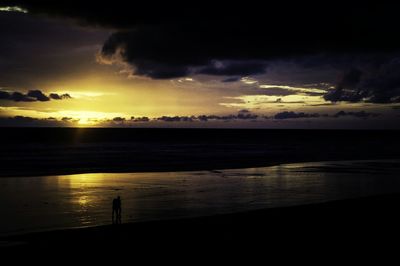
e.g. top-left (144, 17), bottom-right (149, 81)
top-left (0, 89), bottom-right (72, 102)
top-left (156, 116), bottom-right (195, 122)
top-left (112, 117), bottom-right (126, 122)
top-left (274, 111), bottom-right (321, 120)
top-left (0, 107), bottom-right (389, 127)
top-left (26, 90), bottom-right (50, 101)
top-left (49, 93), bottom-right (72, 100)
top-left (333, 110), bottom-right (380, 119)
top-left (131, 116), bottom-right (150, 122)
top-left (0, 115), bottom-right (70, 127)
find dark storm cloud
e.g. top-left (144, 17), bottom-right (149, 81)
top-left (324, 69), bottom-right (363, 102)
top-left (76, 2), bottom-right (400, 80)
top-left (99, 27), bottom-right (272, 79)
top-left (274, 111), bottom-right (321, 120)
top-left (0, 11), bottom-right (109, 88)
top-left (6, 1), bottom-right (400, 80)
top-left (361, 59), bottom-right (400, 103)
top-left (97, 20), bottom-right (314, 79)
top-left (198, 61), bottom-right (268, 77)
top-left (323, 57), bottom-right (400, 103)
top-left (0, 89), bottom-right (72, 102)
top-left (1, 1), bottom-right (185, 28)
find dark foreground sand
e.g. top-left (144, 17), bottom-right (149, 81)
top-left (2, 193), bottom-right (400, 260)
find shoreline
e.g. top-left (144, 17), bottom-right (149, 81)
top-left (2, 192), bottom-right (400, 250)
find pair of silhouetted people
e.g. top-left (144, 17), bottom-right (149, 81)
top-left (112, 196), bottom-right (122, 224)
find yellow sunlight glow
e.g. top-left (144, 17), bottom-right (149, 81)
top-left (57, 110), bottom-right (126, 126)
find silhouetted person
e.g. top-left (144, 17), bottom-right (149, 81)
top-left (112, 196), bottom-right (122, 224)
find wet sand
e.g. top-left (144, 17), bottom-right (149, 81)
top-left (2, 160), bottom-right (400, 236)
top-left (2, 192), bottom-right (400, 257)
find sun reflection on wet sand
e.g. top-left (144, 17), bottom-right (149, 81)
top-left (77, 195), bottom-right (90, 208)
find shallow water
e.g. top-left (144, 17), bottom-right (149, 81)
top-left (1, 159), bottom-right (400, 236)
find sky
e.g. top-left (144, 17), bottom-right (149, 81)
top-left (1, 1), bottom-right (400, 128)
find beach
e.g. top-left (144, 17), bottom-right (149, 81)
top-left (1, 128), bottom-right (400, 258)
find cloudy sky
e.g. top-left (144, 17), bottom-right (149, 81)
top-left (1, 1), bottom-right (400, 128)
